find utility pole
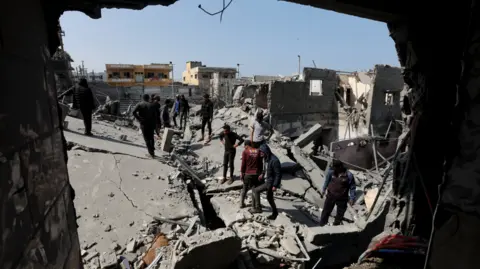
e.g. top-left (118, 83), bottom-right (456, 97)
top-left (297, 55), bottom-right (301, 75)
top-left (170, 61), bottom-right (174, 98)
top-left (81, 61), bottom-right (85, 77)
top-left (237, 63), bottom-right (241, 78)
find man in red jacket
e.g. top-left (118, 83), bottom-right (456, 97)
top-left (239, 140), bottom-right (264, 208)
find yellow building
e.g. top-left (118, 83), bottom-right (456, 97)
top-left (106, 63), bottom-right (172, 87)
top-left (182, 61), bottom-right (237, 89)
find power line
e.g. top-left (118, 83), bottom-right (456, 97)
top-left (198, 0), bottom-right (234, 22)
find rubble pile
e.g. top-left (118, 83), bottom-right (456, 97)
top-left (65, 98), bottom-right (399, 269)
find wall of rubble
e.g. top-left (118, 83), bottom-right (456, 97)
top-left (268, 68), bottom-right (339, 137)
top-left (367, 65), bottom-right (403, 135)
top-left (0, 1), bottom-right (81, 268)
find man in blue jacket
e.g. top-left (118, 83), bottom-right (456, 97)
top-left (250, 144), bottom-right (282, 220)
top-left (319, 159), bottom-right (356, 226)
top-left (172, 95), bottom-right (180, 128)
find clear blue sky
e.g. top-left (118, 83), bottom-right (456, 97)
top-left (60, 0), bottom-right (399, 79)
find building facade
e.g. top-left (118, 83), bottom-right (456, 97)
top-left (105, 63), bottom-right (172, 87)
top-left (182, 61), bottom-right (237, 90)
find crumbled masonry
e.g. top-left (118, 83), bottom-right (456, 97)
top-left (63, 79), bottom-right (400, 269)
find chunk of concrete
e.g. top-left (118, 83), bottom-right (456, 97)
top-left (364, 188), bottom-right (379, 212)
top-left (174, 229), bottom-right (241, 269)
top-left (280, 236), bottom-right (301, 256)
top-left (161, 128), bottom-right (175, 152)
top-left (306, 224), bottom-right (359, 245)
top-left (291, 145), bottom-right (325, 191)
top-left (294, 124), bottom-right (323, 148)
top-left (100, 252), bottom-right (117, 268)
top-left (126, 239), bottom-right (137, 253)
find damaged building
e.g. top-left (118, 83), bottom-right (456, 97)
top-left (4, 0), bottom-right (480, 269)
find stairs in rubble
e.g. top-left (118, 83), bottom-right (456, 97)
top-left (119, 96), bottom-right (141, 114)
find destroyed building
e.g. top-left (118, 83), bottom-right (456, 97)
top-left (4, 1), bottom-right (480, 269)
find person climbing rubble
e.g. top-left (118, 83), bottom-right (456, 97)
top-left (133, 94), bottom-right (158, 158)
top-left (250, 144), bottom-right (282, 220)
top-left (178, 94), bottom-right (190, 130)
top-left (200, 93), bottom-right (214, 142)
top-left (250, 110), bottom-right (273, 148)
top-left (240, 140), bottom-right (264, 209)
top-left (152, 95), bottom-right (162, 136)
top-left (172, 95), bottom-right (180, 128)
top-left (319, 159), bottom-right (356, 226)
top-left (219, 124), bottom-right (245, 185)
top-left (73, 78), bottom-right (96, 136)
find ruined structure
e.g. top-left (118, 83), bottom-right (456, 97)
top-left (3, 0), bottom-right (480, 269)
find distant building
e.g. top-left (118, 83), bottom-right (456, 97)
top-left (105, 63), bottom-right (172, 87)
top-left (182, 61), bottom-right (237, 90)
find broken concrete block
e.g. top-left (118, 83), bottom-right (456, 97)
top-left (100, 252), bottom-right (117, 268)
top-left (280, 236), bottom-right (301, 256)
top-left (305, 224), bottom-right (359, 245)
top-left (364, 188), bottom-right (379, 212)
top-left (126, 239), bottom-right (137, 253)
top-left (161, 128), bottom-right (175, 152)
top-left (173, 228), bottom-right (241, 269)
top-left (294, 123), bottom-right (323, 148)
top-left (257, 253), bottom-right (275, 264)
top-left (84, 251), bottom-right (100, 262)
top-left (291, 145), bottom-right (325, 191)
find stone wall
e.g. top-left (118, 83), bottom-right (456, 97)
top-left (366, 65), bottom-right (403, 135)
top-left (267, 68), bottom-right (339, 138)
top-left (0, 1), bottom-right (81, 268)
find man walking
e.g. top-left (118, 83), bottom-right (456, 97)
top-left (73, 78), bottom-right (96, 136)
top-left (200, 94), bottom-right (214, 142)
top-left (250, 110), bottom-right (273, 148)
top-left (319, 160), bottom-right (356, 226)
top-left (152, 95), bottom-right (162, 136)
top-left (133, 94), bottom-right (157, 158)
top-left (172, 95), bottom-right (180, 128)
top-left (250, 144), bottom-right (282, 220)
top-left (178, 94), bottom-right (190, 129)
top-left (239, 140), bottom-right (263, 209)
top-left (219, 124), bottom-right (244, 185)
top-left (162, 99), bottom-right (172, 128)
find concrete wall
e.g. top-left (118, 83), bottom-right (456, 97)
top-left (210, 73), bottom-right (235, 102)
top-left (367, 65), bottom-right (403, 135)
top-left (0, 1), bottom-right (81, 268)
top-left (347, 76), bottom-right (371, 106)
top-left (268, 68), bottom-right (339, 138)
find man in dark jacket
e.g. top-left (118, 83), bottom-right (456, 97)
top-left (200, 94), bottom-right (214, 142)
top-left (162, 99), bottom-right (172, 128)
top-left (73, 78), bottom-right (96, 136)
top-left (240, 140), bottom-right (263, 209)
top-left (219, 124), bottom-right (244, 185)
top-left (152, 95), bottom-right (162, 136)
top-left (319, 160), bottom-right (356, 226)
top-left (251, 144), bottom-right (282, 220)
top-left (178, 95), bottom-right (189, 129)
top-left (133, 94), bottom-right (158, 157)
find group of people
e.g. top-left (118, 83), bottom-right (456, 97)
top-left (66, 79), bottom-right (357, 226)
top-left (132, 93), bottom-right (191, 158)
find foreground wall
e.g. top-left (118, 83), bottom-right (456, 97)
top-left (268, 68), bottom-right (339, 138)
top-left (0, 1), bottom-right (81, 268)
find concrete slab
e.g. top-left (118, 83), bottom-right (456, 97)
top-left (68, 151), bottom-right (195, 256)
top-left (206, 178), bottom-right (243, 194)
top-left (291, 145), bottom-right (325, 192)
top-left (305, 224), bottom-right (360, 245)
top-left (174, 229), bottom-right (241, 269)
top-left (161, 128), bottom-right (175, 152)
top-left (280, 174), bottom-right (311, 198)
top-left (294, 123), bottom-right (322, 148)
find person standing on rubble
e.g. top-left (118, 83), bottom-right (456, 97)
top-left (152, 95), bottom-right (162, 136)
top-left (240, 140), bottom-right (263, 209)
top-left (172, 95), bottom-right (180, 128)
top-left (250, 110), bottom-right (273, 148)
top-left (73, 78), bottom-right (96, 136)
top-left (219, 124), bottom-right (245, 185)
top-left (162, 99), bottom-right (172, 128)
top-left (178, 94), bottom-right (190, 129)
top-left (133, 94), bottom-right (157, 158)
top-left (250, 144), bottom-right (281, 220)
top-left (200, 94), bottom-right (214, 142)
top-left (319, 160), bottom-right (356, 226)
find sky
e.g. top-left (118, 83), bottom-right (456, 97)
top-left (60, 0), bottom-right (399, 79)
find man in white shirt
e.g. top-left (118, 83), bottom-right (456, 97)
top-left (250, 110), bottom-right (273, 148)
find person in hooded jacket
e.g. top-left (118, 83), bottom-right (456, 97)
top-left (319, 160), bottom-right (356, 226)
top-left (250, 144), bottom-right (282, 220)
top-left (73, 78), bottom-right (96, 136)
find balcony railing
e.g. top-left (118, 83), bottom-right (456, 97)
top-left (108, 78), bottom-right (134, 82)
